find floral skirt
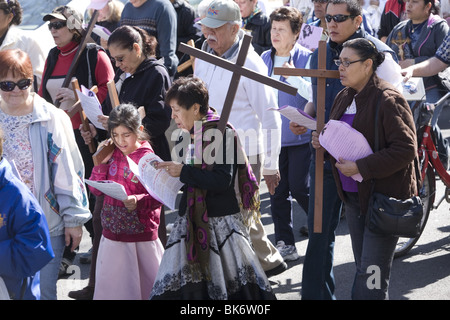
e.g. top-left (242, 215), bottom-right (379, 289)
top-left (149, 214), bottom-right (276, 300)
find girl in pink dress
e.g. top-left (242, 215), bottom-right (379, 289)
top-left (88, 104), bottom-right (164, 300)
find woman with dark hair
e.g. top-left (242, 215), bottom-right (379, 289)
top-left (0, 48), bottom-right (91, 300)
top-left (312, 38), bottom-right (418, 299)
top-left (386, 0), bottom-right (448, 101)
top-left (0, 0), bottom-right (46, 89)
top-left (150, 77), bottom-right (275, 300)
top-left (99, 25), bottom-right (172, 162)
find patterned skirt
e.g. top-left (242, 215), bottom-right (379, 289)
top-left (149, 213), bottom-right (276, 300)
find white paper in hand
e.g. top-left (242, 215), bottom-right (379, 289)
top-left (269, 105), bottom-right (316, 130)
top-left (126, 155), bottom-right (183, 210)
top-left (76, 85), bottom-right (105, 129)
top-left (85, 180), bottom-right (128, 201)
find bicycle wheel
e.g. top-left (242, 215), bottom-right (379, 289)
top-left (394, 165), bottom-right (435, 258)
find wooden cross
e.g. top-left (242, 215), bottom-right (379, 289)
top-left (70, 78), bottom-right (98, 153)
top-left (176, 39), bottom-right (196, 73)
top-left (390, 31), bottom-right (410, 61)
top-left (178, 34), bottom-right (297, 137)
top-left (274, 41), bottom-right (340, 233)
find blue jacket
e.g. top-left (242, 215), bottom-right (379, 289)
top-left (261, 43), bottom-right (312, 147)
top-left (0, 158), bottom-right (54, 300)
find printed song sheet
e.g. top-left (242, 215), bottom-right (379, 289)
top-left (270, 105), bottom-right (317, 130)
top-left (85, 180), bottom-right (128, 201)
top-left (127, 154), bottom-right (183, 210)
top-left (76, 85), bottom-right (105, 129)
top-left (319, 120), bottom-right (373, 182)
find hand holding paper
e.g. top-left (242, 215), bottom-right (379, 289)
top-left (270, 105), bottom-right (316, 130)
top-left (318, 120), bottom-right (373, 182)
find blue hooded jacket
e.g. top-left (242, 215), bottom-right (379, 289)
top-left (0, 158), bottom-right (54, 300)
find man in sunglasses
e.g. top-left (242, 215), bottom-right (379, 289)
top-left (294, 0), bottom-right (402, 300)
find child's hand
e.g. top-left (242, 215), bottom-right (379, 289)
top-left (123, 195), bottom-right (137, 211)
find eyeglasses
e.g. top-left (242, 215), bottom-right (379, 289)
top-left (312, 0), bottom-right (329, 3)
top-left (334, 59), bottom-right (365, 68)
top-left (325, 14), bottom-right (356, 23)
top-left (48, 21), bottom-right (67, 30)
top-left (0, 79), bottom-right (32, 92)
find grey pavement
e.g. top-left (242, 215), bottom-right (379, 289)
top-left (58, 103), bottom-right (450, 300)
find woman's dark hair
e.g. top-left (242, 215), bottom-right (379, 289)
top-left (0, 0), bottom-right (22, 26)
top-left (108, 103), bottom-right (150, 142)
top-left (165, 77), bottom-right (209, 115)
top-left (269, 6), bottom-right (303, 37)
top-left (342, 38), bottom-right (385, 71)
top-left (107, 25), bottom-right (157, 57)
top-left (0, 49), bottom-right (33, 80)
top-left (424, 0), bottom-right (439, 15)
top-left (327, 0), bottom-right (361, 17)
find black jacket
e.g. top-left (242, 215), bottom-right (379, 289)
top-left (105, 58), bottom-right (172, 160)
top-left (242, 11), bottom-right (272, 55)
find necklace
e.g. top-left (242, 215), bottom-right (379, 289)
top-left (60, 45), bottom-right (79, 56)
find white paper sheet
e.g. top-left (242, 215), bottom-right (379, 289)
top-left (319, 120), bottom-right (373, 182)
top-left (76, 85), bottom-right (104, 129)
top-left (127, 154), bottom-right (183, 210)
top-left (269, 105), bottom-right (317, 130)
top-left (85, 180), bottom-right (128, 201)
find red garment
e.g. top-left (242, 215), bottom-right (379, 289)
top-left (384, 0), bottom-right (405, 18)
top-left (39, 41), bottom-right (114, 129)
top-left (89, 141), bottom-right (162, 242)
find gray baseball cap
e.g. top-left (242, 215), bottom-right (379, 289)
top-left (200, 0), bottom-right (241, 28)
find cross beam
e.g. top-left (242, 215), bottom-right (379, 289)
top-left (178, 34), bottom-right (297, 135)
top-left (274, 41), bottom-right (340, 233)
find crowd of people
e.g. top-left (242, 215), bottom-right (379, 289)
top-left (0, 0), bottom-right (449, 301)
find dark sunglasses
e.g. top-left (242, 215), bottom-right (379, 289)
top-left (0, 79), bottom-right (32, 92)
top-left (325, 14), bottom-right (356, 23)
top-left (48, 21), bottom-right (67, 30)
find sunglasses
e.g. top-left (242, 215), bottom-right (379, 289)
top-left (325, 14), bottom-right (356, 23)
top-left (48, 21), bottom-right (67, 30)
top-left (0, 79), bottom-right (32, 92)
top-left (334, 58), bottom-right (365, 68)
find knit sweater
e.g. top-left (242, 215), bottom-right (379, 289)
top-left (89, 141), bottom-right (162, 242)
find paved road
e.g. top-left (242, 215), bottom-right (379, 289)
top-left (58, 104), bottom-right (450, 300)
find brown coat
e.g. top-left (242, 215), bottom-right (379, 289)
top-left (328, 74), bottom-right (419, 215)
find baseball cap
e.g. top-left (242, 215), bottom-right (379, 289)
top-left (200, 0), bottom-right (241, 28)
top-left (43, 5), bottom-right (83, 31)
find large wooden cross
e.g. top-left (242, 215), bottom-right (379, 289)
top-left (178, 34), bottom-right (297, 137)
top-left (274, 41), bottom-right (339, 233)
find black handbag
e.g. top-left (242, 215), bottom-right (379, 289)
top-left (365, 90), bottom-right (424, 238)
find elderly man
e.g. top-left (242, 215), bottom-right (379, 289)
top-left (194, 0), bottom-right (287, 277)
top-left (290, 0), bottom-right (402, 300)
